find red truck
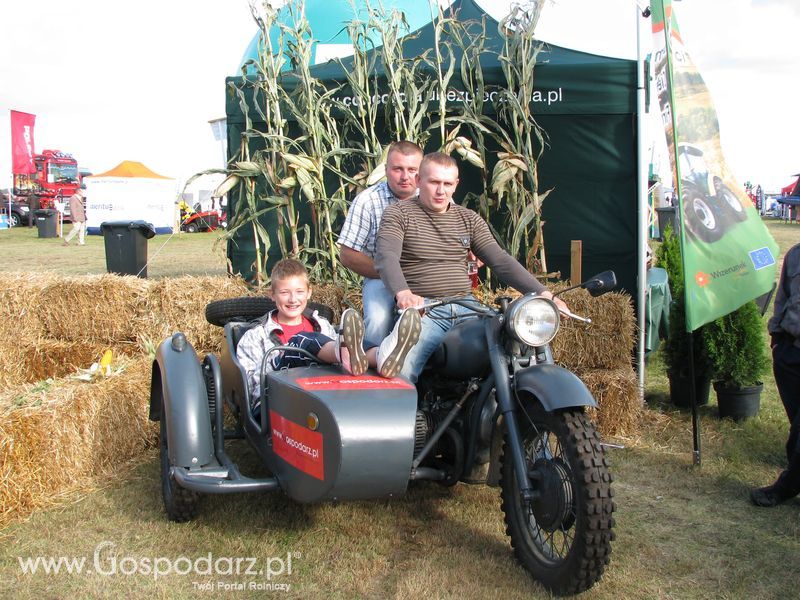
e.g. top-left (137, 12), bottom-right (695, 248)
top-left (13, 149), bottom-right (81, 210)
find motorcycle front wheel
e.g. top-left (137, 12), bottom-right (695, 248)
top-left (501, 404), bottom-right (614, 596)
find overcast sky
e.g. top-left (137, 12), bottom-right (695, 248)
top-left (1, 0), bottom-right (797, 192)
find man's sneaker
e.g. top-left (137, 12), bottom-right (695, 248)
top-left (337, 308), bottom-right (367, 376)
top-left (377, 309), bottom-right (421, 378)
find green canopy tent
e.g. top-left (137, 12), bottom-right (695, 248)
top-left (224, 0), bottom-right (640, 295)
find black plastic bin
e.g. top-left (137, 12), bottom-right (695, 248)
top-left (655, 206), bottom-right (678, 240)
top-left (100, 220), bottom-right (156, 278)
top-left (34, 209), bottom-right (58, 238)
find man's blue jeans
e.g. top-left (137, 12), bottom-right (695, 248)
top-left (362, 277), bottom-right (396, 346)
top-left (399, 298), bottom-right (481, 383)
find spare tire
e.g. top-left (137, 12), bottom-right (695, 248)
top-left (205, 297), bottom-right (336, 326)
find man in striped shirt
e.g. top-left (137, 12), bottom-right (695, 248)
top-left (375, 152), bottom-right (568, 382)
top-left (338, 141), bottom-right (423, 346)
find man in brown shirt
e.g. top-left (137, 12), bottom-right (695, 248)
top-left (375, 152), bottom-right (567, 382)
top-left (63, 188), bottom-right (87, 246)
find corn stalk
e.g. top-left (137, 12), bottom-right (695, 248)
top-left (492, 3), bottom-right (549, 273)
top-left (219, 0), bottom-right (550, 285)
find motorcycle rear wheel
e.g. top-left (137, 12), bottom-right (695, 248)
top-left (501, 404), bottom-right (614, 596)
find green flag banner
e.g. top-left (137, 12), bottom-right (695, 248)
top-left (651, 0), bottom-right (778, 332)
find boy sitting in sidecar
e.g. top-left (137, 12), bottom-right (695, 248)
top-left (236, 258), bottom-right (421, 416)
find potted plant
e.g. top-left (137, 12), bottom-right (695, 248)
top-left (655, 225), bottom-right (713, 407)
top-left (704, 300), bottom-right (771, 421)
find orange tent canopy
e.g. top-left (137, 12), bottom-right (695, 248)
top-left (90, 160), bottom-right (172, 179)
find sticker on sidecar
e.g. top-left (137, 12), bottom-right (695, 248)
top-left (295, 375), bottom-right (414, 390)
top-left (269, 410), bottom-right (324, 480)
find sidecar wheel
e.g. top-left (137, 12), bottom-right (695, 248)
top-left (500, 405), bottom-right (614, 596)
top-left (160, 398), bottom-right (201, 522)
top-left (205, 296), bottom-right (335, 326)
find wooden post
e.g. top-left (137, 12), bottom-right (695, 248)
top-left (570, 240), bottom-right (582, 285)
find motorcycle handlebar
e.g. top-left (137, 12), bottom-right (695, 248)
top-left (407, 295), bottom-right (592, 324)
top-left (562, 310), bottom-right (592, 324)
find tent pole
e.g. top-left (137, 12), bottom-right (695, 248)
top-left (635, 5), bottom-right (649, 403)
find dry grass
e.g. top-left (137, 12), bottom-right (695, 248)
top-left (0, 221), bottom-right (798, 599)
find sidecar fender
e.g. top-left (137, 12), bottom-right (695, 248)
top-left (513, 363), bottom-right (597, 411)
top-left (149, 333), bottom-right (215, 469)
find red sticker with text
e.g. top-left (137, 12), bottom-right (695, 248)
top-left (295, 375), bottom-right (414, 391)
top-left (269, 410), bottom-right (324, 480)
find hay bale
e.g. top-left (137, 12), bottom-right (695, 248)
top-left (552, 290), bottom-right (635, 370)
top-left (0, 356), bottom-right (156, 528)
top-left (0, 273), bottom-right (51, 344)
top-left (576, 366), bottom-right (641, 437)
top-left (36, 274), bottom-right (149, 344)
top-left (480, 285), bottom-right (635, 371)
top-left (142, 275), bottom-right (250, 354)
top-left (0, 340), bottom-right (122, 387)
top-left (309, 281), bottom-right (364, 322)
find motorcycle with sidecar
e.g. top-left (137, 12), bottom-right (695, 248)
top-left (150, 271), bottom-right (618, 596)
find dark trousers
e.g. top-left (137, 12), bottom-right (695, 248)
top-left (772, 339), bottom-right (800, 494)
top-left (271, 332), bottom-right (334, 370)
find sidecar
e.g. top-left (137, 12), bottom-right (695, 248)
top-left (149, 304), bottom-right (419, 521)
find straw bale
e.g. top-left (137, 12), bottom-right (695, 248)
top-left (141, 275), bottom-right (250, 354)
top-left (310, 281), bottom-right (362, 322)
top-left (552, 290), bottom-right (636, 370)
top-left (576, 366), bottom-right (641, 437)
top-left (0, 356), bottom-right (156, 527)
top-left (0, 273), bottom-right (51, 343)
top-left (35, 274), bottom-right (149, 344)
top-left (480, 285), bottom-right (635, 371)
top-left (0, 340), bottom-right (122, 387)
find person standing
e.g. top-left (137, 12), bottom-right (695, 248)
top-left (752, 242), bottom-right (800, 506)
top-left (338, 141), bottom-right (423, 346)
top-left (63, 188), bottom-right (87, 246)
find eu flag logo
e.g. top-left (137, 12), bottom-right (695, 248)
top-left (749, 247), bottom-right (775, 271)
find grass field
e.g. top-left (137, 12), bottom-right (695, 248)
top-left (0, 220), bottom-right (798, 599)
top-left (0, 224), bottom-right (229, 278)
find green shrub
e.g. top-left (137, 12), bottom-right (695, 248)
top-left (704, 300), bottom-right (770, 388)
top-left (655, 225), bottom-right (713, 379)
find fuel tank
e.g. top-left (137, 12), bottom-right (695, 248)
top-left (427, 318), bottom-right (490, 379)
top-left (265, 365), bottom-right (418, 503)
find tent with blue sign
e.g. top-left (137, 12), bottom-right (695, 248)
top-left (225, 0), bottom-right (640, 294)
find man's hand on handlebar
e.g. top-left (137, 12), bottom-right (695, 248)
top-left (395, 289), bottom-right (426, 311)
top-left (539, 290), bottom-right (570, 319)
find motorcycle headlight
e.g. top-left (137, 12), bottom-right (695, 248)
top-left (505, 295), bottom-right (559, 347)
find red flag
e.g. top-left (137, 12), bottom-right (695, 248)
top-left (10, 110), bottom-right (36, 174)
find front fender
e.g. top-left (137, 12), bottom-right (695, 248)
top-left (150, 333), bottom-right (215, 469)
top-left (514, 363), bottom-right (596, 411)
top-left (486, 364), bottom-right (596, 487)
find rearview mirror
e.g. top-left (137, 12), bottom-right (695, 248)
top-left (582, 271), bottom-right (617, 297)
